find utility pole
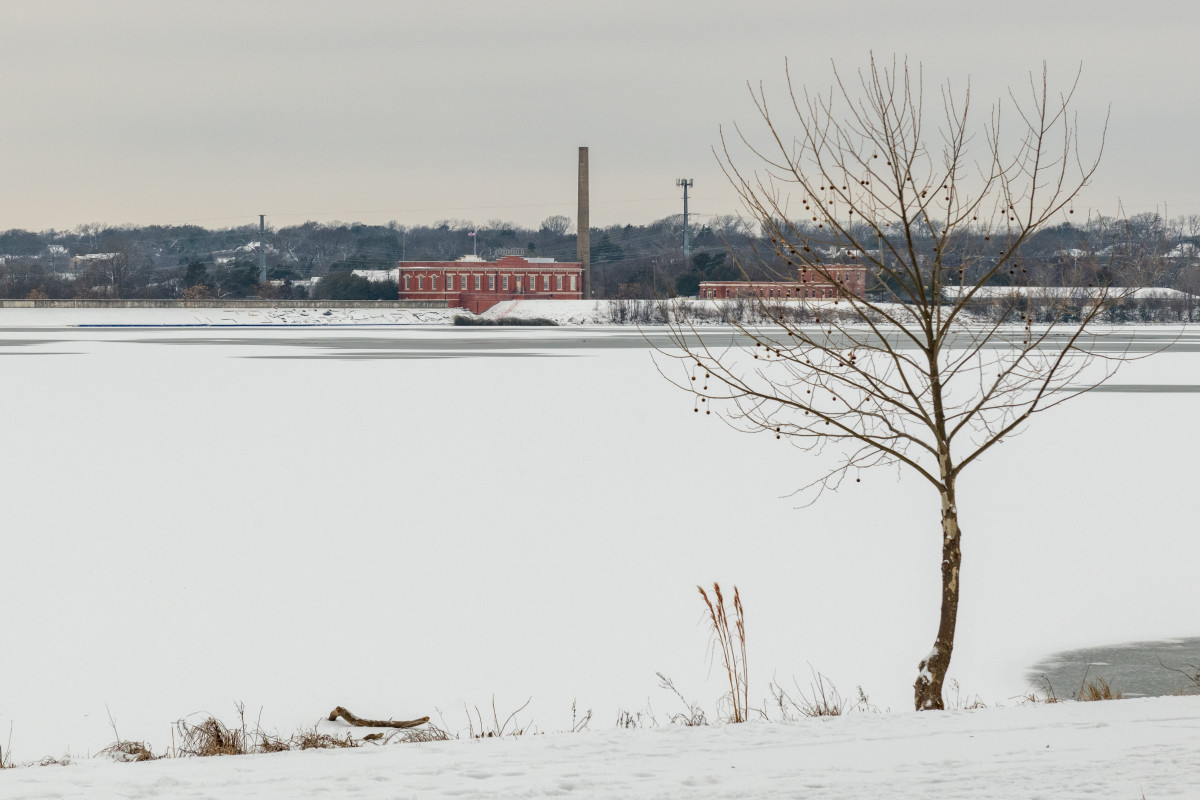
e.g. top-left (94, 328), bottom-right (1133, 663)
top-left (258, 214), bottom-right (267, 284)
top-left (676, 178), bottom-right (693, 266)
top-left (578, 147), bottom-right (591, 298)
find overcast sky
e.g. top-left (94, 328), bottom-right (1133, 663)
top-left (1, 0), bottom-right (1196, 232)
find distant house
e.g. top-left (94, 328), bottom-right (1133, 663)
top-left (351, 268), bottom-right (399, 283)
top-left (212, 242), bottom-right (274, 266)
top-left (69, 253), bottom-right (120, 271)
top-left (699, 264), bottom-right (867, 300)
top-left (397, 255), bottom-right (583, 313)
top-left (269, 277), bottom-right (321, 293)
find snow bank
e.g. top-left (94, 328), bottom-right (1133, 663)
top-left (0, 299), bottom-right (844, 328)
top-left (4, 697), bottom-right (1197, 798)
top-left (0, 306), bottom-right (460, 327)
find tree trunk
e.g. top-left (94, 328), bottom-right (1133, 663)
top-left (913, 470), bottom-right (962, 710)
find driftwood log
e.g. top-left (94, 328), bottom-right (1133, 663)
top-left (327, 706), bottom-right (429, 729)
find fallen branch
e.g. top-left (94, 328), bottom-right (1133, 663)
top-left (327, 707), bottom-right (429, 729)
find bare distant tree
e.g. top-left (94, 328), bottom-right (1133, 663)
top-left (539, 215), bottom-right (574, 236)
top-left (708, 214), bottom-right (754, 239)
top-left (661, 56), bottom-right (1158, 710)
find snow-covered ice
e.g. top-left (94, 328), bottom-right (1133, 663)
top-left (0, 317), bottom-right (1197, 796)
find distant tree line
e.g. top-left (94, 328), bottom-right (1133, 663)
top-left (0, 212), bottom-right (1197, 304)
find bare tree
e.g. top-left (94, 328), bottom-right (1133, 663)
top-left (539, 215), bottom-right (574, 236)
top-left (661, 56), bottom-right (1157, 710)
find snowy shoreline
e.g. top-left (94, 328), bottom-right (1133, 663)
top-left (2, 300), bottom-right (1195, 329)
top-left (4, 697), bottom-right (1198, 798)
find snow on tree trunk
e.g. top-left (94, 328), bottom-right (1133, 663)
top-left (914, 469), bottom-right (962, 711)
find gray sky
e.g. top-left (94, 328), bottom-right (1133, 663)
top-left (1, 0), bottom-right (1196, 232)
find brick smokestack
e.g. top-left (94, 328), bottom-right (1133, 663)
top-left (577, 146), bottom-right (590, 298)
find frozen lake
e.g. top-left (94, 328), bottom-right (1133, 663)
top-left (1028, 637), bottom-right (1200, 699)
top-left (1, 323), bottom-right (1197, 760)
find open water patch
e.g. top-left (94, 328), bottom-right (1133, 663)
top-left (1026, 637), bottom-right (1200, 699)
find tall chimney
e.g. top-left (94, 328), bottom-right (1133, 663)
top-left (577, 146), bottom-right (590, 298)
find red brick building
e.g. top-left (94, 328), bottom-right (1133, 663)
top-left (397, 255), bottom-right (583, 313)
top-left (699, 264), bottom-right (867, 300)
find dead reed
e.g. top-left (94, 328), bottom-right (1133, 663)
top-left (1017, 674), bottom-right (1062, 704)
top-left (465, 696), bottom-right (533, 738)
top-left (379, 724), bottom-right (455, 744)
top-left (697, 582), bottom-right (749, 723)
top-left (1158, 659), bottom-right (1200, 695)
top-left (655, 672), bottom-right (708, 726)
top-left (98, 740), bottom-right (160, 762)
top-left (293, 728), bottom-right (359, 750)
top-left (769, 671), bottom-right (849, 719)
top-left (175, 716), bottom-right (247, 757)
top-left (1078, 676), bottom-right (1122, 701)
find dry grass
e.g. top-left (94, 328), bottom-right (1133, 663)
top-left (615, 709), bottom-right (656, 729)
top-left (99, 740), bottom-right (159, 762)
top-left (293, 728), bottom-right (359, 750)
top-left (5, 702), bottom-right (449, 768)
top-left (767, 672), bottom-right (885, 719)
top-left (176, 716), bottom-right (248, 757)
top-left (378, 723), bottom-right (455, 744)
top-left (946, 679), bottom-right (988, 711)
top-left (256, 735), bottom-right (294, 754)
top-left (770, 671), bottom-right (848, 719)
top-left (697, 582), bottom-right (749, 723)
top-left (656, 672), bottom-right (708, 726)
top-left (1078, 676), bottom-right (1122, 701)
top-left (1016, 675), bottom-right (1062, 705)
top-left (568, 700), bottom-right (592, 734)
top-left (465, 697), bottom-right (534, 738)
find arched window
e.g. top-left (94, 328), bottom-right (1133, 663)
top-left (431, 275), bottom-right (437, 291)
top-left (417, 276), bottom-right (423, 290)
top-left (403, 275), bottom-right (410, 290)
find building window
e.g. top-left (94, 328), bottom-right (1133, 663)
top-left (502, 275), bottom-right (509, 291)
top-left (556, 275), bottom-right (563, 291)
top-left (431, 275), bottom-right (437, 291)
top-left (418, 276), bottom-right (423, 290)
top-left (447, 275), bottom-right (454, 291)
top-left (516, 278), bottom-right (522, 293)
top-left (404, 275), bottom-right (410, 290)
top-left (489, 275), bottom-right (495, 290)
top-left (474, 275), bottom-right (481, 291)
top-left (543, 275), bottom-right (550, 291)
top-left (569, 275), bottom-right (576, 291)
